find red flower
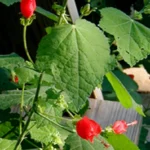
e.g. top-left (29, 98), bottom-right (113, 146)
top-left (128, 74), bottom-right (134, 79)
top-left (112, 120), bottom-right (137, 134)
top-left (76, 116), bottom-right (102, 142)
top-left (20, 0), bottom-right (36, 18)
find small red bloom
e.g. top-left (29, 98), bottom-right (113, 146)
top-left (128, 74), bottom-right (134, 79)
top-left (76, 116), bottom-right (102, 142)
top-left (20, 0), bottom-right (36, 18)
top-left (14, 75), bottom-right (19, 83)
top-left (112, 120), bottom-right (138, 134)
top-left (112, 120), bottom-right (127, 134)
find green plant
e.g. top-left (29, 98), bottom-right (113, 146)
top-left (0, 0), bottom-right (149, 149)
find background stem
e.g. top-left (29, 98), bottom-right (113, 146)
top-left (58, 0), bottom-right (68, 25)
top-left (14, 73), bottom-right (43, 150)
top-left (19, 84), bottom-right (25, 135)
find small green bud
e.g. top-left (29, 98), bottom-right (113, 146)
top-left (80, 4), bottom-right (91, 16)
top-left (55, 95), bottom-right (68, 109)
top-left (133, 10), bottom-right (142, 20)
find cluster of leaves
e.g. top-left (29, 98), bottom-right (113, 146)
top-left (0, 0), bottom-right (150, 149)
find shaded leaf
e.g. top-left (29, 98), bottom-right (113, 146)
top-left (0, 53), bottom-right (25, 69)
top-left (0, 68), bottom-right (17, 92)
top-left (36, 6), bottom-right (59, 22)
top-left (36, 19), bottom-right (115, 111)
top-left (0, 0), bottom-right (19, 6)
top-left (100, 7), bottom-right (150, 66)
top-left (64, 133), bottom-right (114, 150)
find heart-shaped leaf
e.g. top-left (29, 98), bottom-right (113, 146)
top-left (99, 7), bottom-right (150, 66)
top-left (36, 19), bottom-right (115, 111)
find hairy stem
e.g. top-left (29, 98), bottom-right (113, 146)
top-left (23, 25), bottom-right (34, 64)
top-left (19, 84), bottom-right (25, 135)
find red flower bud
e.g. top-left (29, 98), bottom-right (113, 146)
top-left (14, 75), bottom-right (19, 83)
top-left (112, 120), bottom-right (138, 134)
top-left (76, 116), bottom-right (102, 142)
top-left (20, 0), bottom-right (36, 18)
top-left (128, 74), bottom-right (134, 79)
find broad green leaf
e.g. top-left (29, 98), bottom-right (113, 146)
top-left (64, 133), bottom-right (114, 150)
top-left (102, 132), bottom-right (140, 150)
top-left (99, 7), bottom-right (150, 66)
top-left (36, 19), bottom-right (115, 111)
top-left (106, 71), bottom-right (145, 116)
top-left (36, 6), bottom-right (59, 22)
top-left (0, 0), bottom-right (19, 6)
top-left (29, 123), bottom-right (62, 146)
top-left (14, 67), bottom-right (53, 84)
top-left (0, 86), bottom-right (51, 110)
top-left (0, 53), bottom-right (25, 70)
top-left (0, 138), bottom-right (21, 150)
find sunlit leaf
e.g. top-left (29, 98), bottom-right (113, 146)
top-left (103, 132), bottom-right (140, 150)
top-left (100, 7), bottom-right (150, 66)
top-left (36, 19), bottom-right (115, 111)
top-left (0, 138), bottom-right (21, 150)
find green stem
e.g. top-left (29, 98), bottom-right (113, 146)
top-left (23, 25), bottom-right (34, 64)
top-left (19, 84), bottom-right (25, 135)
top-left (14, 72), bottom-right (44, 150)
top-left (58, 0), bottom-right (68, 25)
top-left (35, 111), bottom-right (74, 133)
